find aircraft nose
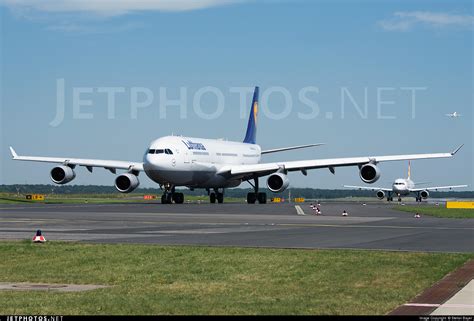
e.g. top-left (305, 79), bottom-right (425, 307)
top-left (144, 153), bottom-right (168, 171)
top-left (144, 153), bottom-right (153, 165)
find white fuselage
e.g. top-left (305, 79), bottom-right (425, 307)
top-left (392, 178), bottom-right (415, 196)
top-left (143, 136), bottom-right (261, 188)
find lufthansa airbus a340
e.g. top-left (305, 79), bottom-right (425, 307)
top-left (10, 87), bottom-right (463, 204)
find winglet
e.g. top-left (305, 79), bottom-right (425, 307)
top-left (451, 144), bottom-right (464, 155)
top-left (9, 146), bottom-right (18, 159)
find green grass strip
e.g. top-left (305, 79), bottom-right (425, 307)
top-left (395, 205), bottom-right (474, 219)
top-left (0, 241), bottom-right (472, 315)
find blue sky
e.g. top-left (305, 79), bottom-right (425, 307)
top-left (1, 0), bottom-right (472, 189)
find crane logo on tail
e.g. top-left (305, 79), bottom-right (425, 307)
top-left (243, 86), bottom-right (259, 144)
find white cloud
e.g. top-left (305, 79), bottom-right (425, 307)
top-left (378, 11), bottom-right (474, 31)
top-left (1, 0), bottom-right (243, 33)
top-left (1, 0), bottom-right (240, 17)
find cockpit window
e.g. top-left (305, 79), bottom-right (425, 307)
top-left (149, 148), bottom-right (172, 155)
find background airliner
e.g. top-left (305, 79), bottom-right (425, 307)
top-left (10, 87), bottom-right (463, 204)
top-left (446, 112), bottom-right (462, 118)
top-left (344, 161), bottom-right (467, 202)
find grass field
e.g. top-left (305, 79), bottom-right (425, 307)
top-left (395, 205), bottom-right (474, 219)
top-left (0, 193), bottom-right (402, 205)
top-left (0, 197), bottom-right (139, 205)
top-left (0, 193), bottom-right (245, 204)
top-left (0, 241), bottom-right (471, 315)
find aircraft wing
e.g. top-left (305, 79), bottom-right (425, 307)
top-left (217, 145), bottom-right (463, 179)
top-left (9, 147), bottom-right (144, 173)
top-left (409, 185), bottom-right (468, 192)
top-left (343, 185), bottom-right (392, 192)
top-left (414, 182), bottom-right (432, 186)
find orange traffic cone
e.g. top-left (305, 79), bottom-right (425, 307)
top-left (32, 229), bottom-right (46, 243)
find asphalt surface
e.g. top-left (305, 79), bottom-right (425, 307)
top-left (0, 202), bottom-right (473, 252)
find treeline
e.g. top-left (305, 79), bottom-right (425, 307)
top-left (1, 184), bottom-right (473, 199)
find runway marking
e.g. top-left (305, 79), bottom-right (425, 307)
top-left (277, 223), bottom-right (473, 231)
top-left (0, 213), bottom-right (395, 225)
top-left (1, 218), bottom-right (472, 231)
top-left (295, 205), bottom-right (306, 216)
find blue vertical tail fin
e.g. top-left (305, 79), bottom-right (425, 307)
top-left (243, 86), bottom-right (259, 144)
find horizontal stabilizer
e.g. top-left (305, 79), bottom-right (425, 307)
top-left (343, 185), bottom-right (391, 192)
top-left (414, 182), bottom-right (432, 186)
top-left (262, 143), bottom-right (325, 155)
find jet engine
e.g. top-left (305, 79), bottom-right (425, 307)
top-left (420, 190), bottom-right (429, 199)
top-left (359, 164), bottom-right (381, 184)
top-left (376, 190), bottom-right (385, 200)
top-left (267, 173), bottom-right (290, 193)
top-left (115, 173), bottom-right (140, 193)
top-left (50, 166), bottom-right (76, 184)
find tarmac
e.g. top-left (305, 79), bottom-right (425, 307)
top-left (0, 201), bottom-right (473, 252)
top-left (1, 200), bottom-right (473, 315)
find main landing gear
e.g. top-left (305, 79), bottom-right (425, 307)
top-left (208, 188), bottom-right (224, 204)
top-left (415, 193), bottom-right (422, 202)
top-left (161, 185), bottom-right (184, 204)
top-left (386, 191), bottom-right (393, 202)
top-left (246, 177), bottom-right (267, 204)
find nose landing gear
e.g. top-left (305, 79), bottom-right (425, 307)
top-left (208, 188), bottom-right (224, 204)
top-left (161, 185), bottom-right (184, 204)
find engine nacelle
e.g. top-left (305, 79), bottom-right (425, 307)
top-left (50, 166), bottom-right (76, 184)
top-left (376, 190), bottom-right (385, 200)
top-left (359, 164), bottom-right (381, 184)
top-left (420, 190), bottom-right (429, 199)
top-left (267, 173), bottom-right (290, 193)
top-left (115, 173), bottom-right (140, 193)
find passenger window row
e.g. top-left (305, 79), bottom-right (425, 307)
top-left (148, 149), bottom-right (173, 155)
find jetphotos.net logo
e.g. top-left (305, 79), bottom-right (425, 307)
top-left (6, 316), bottom-right (63, 321)
top-left (49, 79), bottom-right (426, 127)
